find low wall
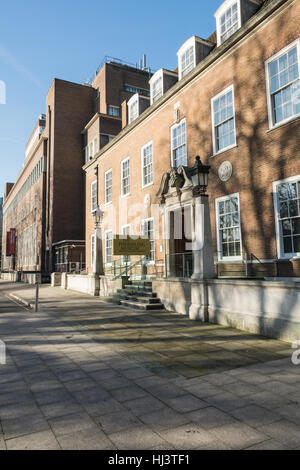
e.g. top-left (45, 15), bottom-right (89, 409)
top-left (1, 272), bottom-right (42, 284)
top-left (207, 279), bottom-right (300, 343)
top-left (1, 272), bottom-right (17, 282)
top-left (51, 273), bottom-right (62, 287)
top-left (59, 273), bottom-right (117, 297)
top-left (153, 277), bottom-right (300, 343)
top-left (152, 278), bottom-right (192, 315)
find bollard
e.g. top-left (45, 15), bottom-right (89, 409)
top-left (35, 281), bottom-right (39, 312)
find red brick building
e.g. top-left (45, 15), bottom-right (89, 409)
top-left (84, 0), bottom-right (300, 280)
top-left (1, 60), bottom-right (151, 280)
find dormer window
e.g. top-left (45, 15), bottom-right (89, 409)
top-left (149, 70), bottom-right (163, 105)
top-left (177, 36), bottom-right (214, 80)
top-left (215, 0), bottom-right (241, 46)
top-left (220, 2), bottom-right (239, 43)
top-left (177, 38), bottom-right (196, 80)
top-left (149, 69), bottom-right (178, 105)
top-left (215, 0), bottom-right (262, 47)
top-left (127, 93), bottom-right (150, 125)
top-left (151, 75), bottom-right (163, 104)
top-left (181, 45), bottom-right (195, 78)
top-left (128, 94), bottom-right (139, 124)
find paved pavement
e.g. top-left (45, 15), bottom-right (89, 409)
top-left (0, 280), bottom-right (299, 450)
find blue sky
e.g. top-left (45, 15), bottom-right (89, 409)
top-left (0, 0), bottom-right (220, 197)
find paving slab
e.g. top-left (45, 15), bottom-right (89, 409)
top-left (0, 281), bottom-right (296, 450)
top-left (97, 410), bottom-right (143, 434)
top-left (6, 430), bottom-right (60, 450)
top-left (229, 404), bottom-right (282, 427)
top-left (2, 413), bottom-right (50, 440)
top-left (48, 412), bottom-right (98, 437)
top-left (209, 422), bottom-right (268, 449)
top-left (158, 423), bottom-right (217, 450)
top-left (185, 406), bottom-right (239, 430)
top-left (109, 425), bottom-right (169, 450)
top-left (258, 419), bottom-right (300, 448)
top-left (56, 427), bottom-right (115, 450)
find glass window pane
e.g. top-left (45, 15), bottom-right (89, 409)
top-left (280, 201), bottom-right (289, 218)
top-left (293, 236), bottom-right (300, 252)
top-left (292, 218), bottom-right (300, 235)
top-left (283, 236), bottom-right (292, 253)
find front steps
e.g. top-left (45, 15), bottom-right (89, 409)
top-left (113, 280), bottom-right (165, 310)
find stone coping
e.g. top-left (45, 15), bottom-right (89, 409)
top-left (154, 277), bottom-right (300, 290)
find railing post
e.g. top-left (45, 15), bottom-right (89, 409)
top-left (245, 252), bottom-right (248, 278)
top-left (183, 253), bottom-right (185, 278)
top-left (35, 278), bottom-right (39, 312)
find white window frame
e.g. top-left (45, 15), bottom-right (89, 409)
top-left (265, 39), bottom-right (300, 130)
top-left (211, 84), bottom-right (237, 156)
top-left (128, 94), bottom-right (139, 124)
top-left (85, 136), bottom-right (99, 163)
top-left (142, 217), bottom-right (155, 264)
top-left (121, 224), bottom-right (131, 266)
top-left (107, 105), bottom-right (120, 117)
top-left (177, 37), bottom-right (196, 80)
top-left (170, 118), bottom-right (187, 168)
top-left (90, 180), bottom-right (97, 213)
top-left (121, 157), bottom-right (130, 198)
top-left (273, 174), bottom-right (300, 260)
top-left (214, 0), bottom-right (241, 47)
top-left (104, 169), bottom-right (112, 205)
top-left (149, 69), bottom-right (164, 105)
top-left (141, 141), bottom-right (154, 189)
top-left (105, 229), bottom-right (113, 266)
top-left (90, 234), bottom-right (96, 270)
top-left (215, 192), bottom-right (242, 262)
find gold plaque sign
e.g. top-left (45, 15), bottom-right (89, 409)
top-left (113, 236), bottom-right (151, 256)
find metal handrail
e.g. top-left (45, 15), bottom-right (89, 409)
top-left (250, 253), bottom-right (264, 266)
top-left (112, 257), bottom-right (143, 280)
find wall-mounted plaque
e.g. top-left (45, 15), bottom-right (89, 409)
top-left (218, 161), bottom-right (233, 182)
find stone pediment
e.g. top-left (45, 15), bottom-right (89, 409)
top-left (156, 165), bottom-right (193, 205)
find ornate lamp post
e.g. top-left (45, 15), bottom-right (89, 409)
top-left (190, 156), bottom-right (210, 197)
top-left (93, 206), bottom-right (104, 275)
top-left (187, 156), bottom-right (215, 281)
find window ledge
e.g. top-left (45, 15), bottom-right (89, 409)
top-left (217, 256), bottom-right (243, 263)
top-left (210, 143), bottom-right (238, 158)
top-left (278, 255), bottom-right (300, 261)
top-left (266, 115), bottom-right (300, 134)
top-left (142, 182), bottom-right (154, 190)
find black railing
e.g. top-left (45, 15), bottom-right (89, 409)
top-left (165, 252), bottom-right (193, 278)
top-left (104, 257), bottom-right (164, 279)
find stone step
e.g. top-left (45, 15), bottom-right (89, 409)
top-left (116, 291), bottom-right (160, 303)
top-left (133, 296), bottom-right (162, 304)
top-left (121, 288), bottom-right (157, 298)
top-left (119, 299), bottom-right (165, 311)
top-left (125, 284), bottom-right (153, 292)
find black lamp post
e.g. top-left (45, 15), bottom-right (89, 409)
top-left (190, 156), bottom-right (210, 197)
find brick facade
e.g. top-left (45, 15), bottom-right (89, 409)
top-left (84, 0), bottom-right (300, 278)
top-left (2, 61), bottom-right (151, 277)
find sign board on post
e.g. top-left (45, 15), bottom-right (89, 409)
top-left (113, 236), bottom-right (150, 256)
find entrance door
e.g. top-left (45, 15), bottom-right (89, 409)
top-left (168, 206), bottom-right (192, 277)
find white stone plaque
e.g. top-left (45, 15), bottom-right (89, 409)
top-left (218, 161), bottom-right (232, 182)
